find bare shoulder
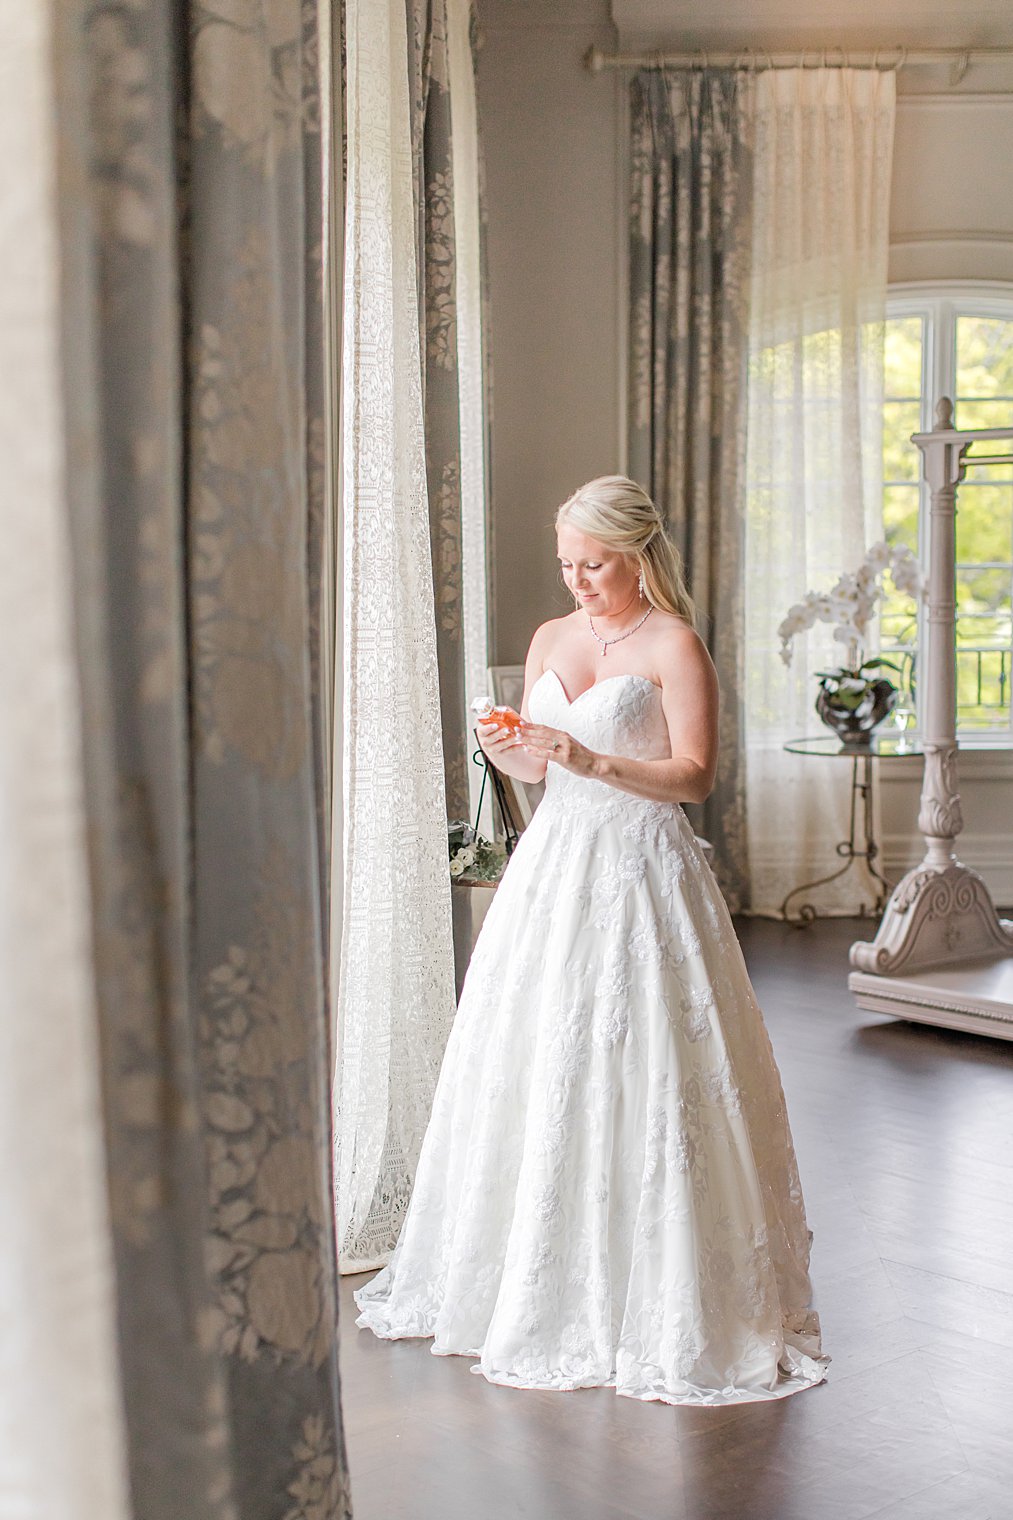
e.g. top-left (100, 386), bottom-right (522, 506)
top-left (521, 612), bottom-right (578, 717)
top-left (649, 614), bottom-right (717, 686)
top-left (528, 610), bottom-right (581, 662)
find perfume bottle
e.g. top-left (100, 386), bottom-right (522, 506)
top-left (471, 695), bottom-right (523, 732)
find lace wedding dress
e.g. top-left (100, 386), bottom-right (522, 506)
top-left (354, 670), bottom-right (828, 1404)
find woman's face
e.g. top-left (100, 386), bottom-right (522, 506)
top-left (557, 523), bottom-right (639, 616)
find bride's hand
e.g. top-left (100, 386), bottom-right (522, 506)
top-left (520, 722), bottom-right (598, 776)
top-left (476, 721), bottom-right (523, 762)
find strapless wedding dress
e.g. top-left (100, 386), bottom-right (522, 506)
top-left (354, 669), bottom-right (828, 1404)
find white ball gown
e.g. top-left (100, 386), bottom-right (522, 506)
top-left (354, 668), bottom-right (828, 1405)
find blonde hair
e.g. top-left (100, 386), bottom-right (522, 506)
top-left (555, 475), bottom-right (696, 627)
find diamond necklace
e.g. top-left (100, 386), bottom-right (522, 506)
top-left (588, 603), bottom-right (654, 656)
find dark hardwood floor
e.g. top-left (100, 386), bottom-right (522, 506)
top-left (339, 918), bottom-right (1013, 1520)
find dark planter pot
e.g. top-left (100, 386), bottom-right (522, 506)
top-left (815, 678), bottom-right (898, 746)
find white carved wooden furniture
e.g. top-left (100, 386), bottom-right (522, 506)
top-left (849, 399), bottom-right (1013, 1039)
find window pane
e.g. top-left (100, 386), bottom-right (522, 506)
top-left (885, 315), bottom-right (923, 398)
top-left (954, 397), bottom-right (1013, 431)
top-left (954, 482), bottom-right (1013, 564)
top-left (884, 297), bottom-right (1013, 736)
top-left (956, 613), bottom-right (1013, 646)
top-left (957, 649), bottom-right (1010, 729)
top-left (883, 401), bottom-right (922, 482)
top-left (956, 316), bottom-right (1013, 397)
top-left (884, 484), bottom-right (919, 554)
top-left (956, 650), bottom-right (980, 721)
top-left (957, 565), bottom-right (1011, 613)
top-left (879, 586), bottom-right (918, 658)
top-left (881, 319), bottom-right (924, 703)
top-left (955, 568), bottom-right (1011, 730)
top-left (955, 317), bottom-right (1009, 732)
top-left (964, 461), bottom-right (1013, 484)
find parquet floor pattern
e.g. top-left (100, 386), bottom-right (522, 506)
top-left (339, 918), bottom-right (1013, 1520)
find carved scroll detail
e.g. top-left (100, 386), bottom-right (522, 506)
top-left (849, 863), bottom-right (1013, 976)
top-left (918, 743), bottom-right (963, 840)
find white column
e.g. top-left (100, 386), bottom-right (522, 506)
top-left (916, 398), bottom-right (964, 868)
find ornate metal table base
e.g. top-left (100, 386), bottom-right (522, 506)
top-left (780, 749), bottom-right (894, 927)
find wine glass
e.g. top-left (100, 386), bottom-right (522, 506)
top-left (890, 694), bottom-right (915, 752)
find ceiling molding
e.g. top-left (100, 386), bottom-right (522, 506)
top-left (611, 0), bottom-right (1013, 52)
top-left (889, 231), bottom-right (1013, 245)
top-left (897, 91), bottom-right (1013, 103)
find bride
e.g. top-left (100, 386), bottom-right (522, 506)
top-left (354, 475), bottom-right (828, 1405)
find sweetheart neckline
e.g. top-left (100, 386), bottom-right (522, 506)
top-left (534, 668), bottom-right (663, 708)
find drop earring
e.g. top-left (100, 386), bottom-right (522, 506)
top-left (638, 568), bottom-right (645, 599)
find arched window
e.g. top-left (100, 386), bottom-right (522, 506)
top-left (882, 284), bottom-right (1013, 740)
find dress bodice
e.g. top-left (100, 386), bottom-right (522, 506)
top-left (527, 669), bottom-right (673, 813)
top-left (529, 669), bottom-right (671, 758)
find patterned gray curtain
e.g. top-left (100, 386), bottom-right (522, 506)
top-left (408, 0), bottom-right (470, 821)
top-left (52, 3), bottom-right (351, 1517)
top-left (628, 69), bottom-right (754, 911)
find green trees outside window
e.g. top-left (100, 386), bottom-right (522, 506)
top-left (882, 290), bottom-right (1013, 736)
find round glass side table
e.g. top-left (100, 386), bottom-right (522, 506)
top-left (780, 733), bottom-right (923, 926)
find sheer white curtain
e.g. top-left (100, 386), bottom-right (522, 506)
top-left (447, 0), bottom-right (490, 823)
top-left (334, 0), bottom-right (457, 1271)
top-left (0, 2), bottom-right (129, 1512)
top-left (744, 68), bottom-right (896, 915)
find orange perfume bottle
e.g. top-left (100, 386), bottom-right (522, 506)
top-left (471, 695), bottom-right (523, 732)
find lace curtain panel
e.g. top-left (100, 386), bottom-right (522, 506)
top-left (334, 0), bottom-right (458, 1272)
top-left (627, 69), bottom-right (755, 913)
top-left (744, 68), bottom-right (895, 915)
top-left (5, 2), bottom-right (354, 1516)
top-left (447, 0), bottom-right (492, 825)
top-left (408, 0), bottom-right (490, 822)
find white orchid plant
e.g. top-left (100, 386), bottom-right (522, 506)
top-left (777, 541), bottom-right (921, 671)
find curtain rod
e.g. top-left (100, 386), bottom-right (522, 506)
top-left (584, 43), bottom-right (1013, 83)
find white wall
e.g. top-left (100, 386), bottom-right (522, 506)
top-left (477, 7), bottom-right (1013, 903)
top-left (890, 89), bottom-right (1013, 287)
top-left (613, 0), bottom-right (1013, 54)
top-left (881, 749), bottom-right (1013, 907)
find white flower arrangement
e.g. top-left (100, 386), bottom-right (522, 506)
top-left (450, 845), bottom-right (477, 878)
top-left (777, 541), bottom-right (921, 667)
top-left (448, 820), bottom-right (506, 883)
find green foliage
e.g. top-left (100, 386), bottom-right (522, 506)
top-left (815, 659), bottom-right (901, 711)
top-left (955, 484), bottom-right (1013, 563)
top-left (884, 316), bottom-right (923, 398)
top-left (883, 485), bottom-right (919, 553)
top-left (883, 402), bottom-right (922, 482)
top-left (448, 820), bottom-right (506, 883)
top-left (956, 317), bottom-right (1013, 399)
